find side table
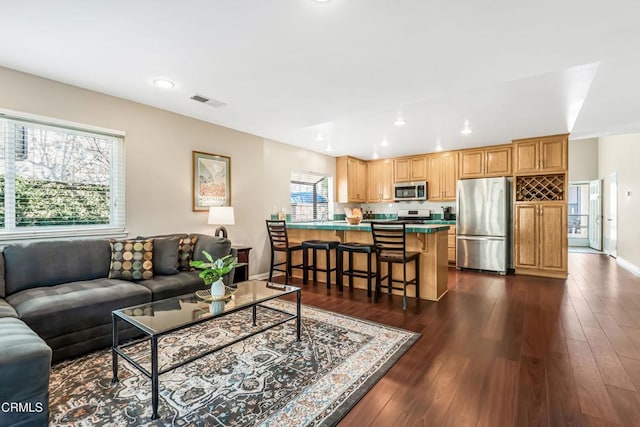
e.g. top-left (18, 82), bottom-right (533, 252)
top-left (232, 245), bottom-right (252, 283)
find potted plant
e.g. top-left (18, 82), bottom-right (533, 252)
top-left (191, 251), bottom-right (245, 297)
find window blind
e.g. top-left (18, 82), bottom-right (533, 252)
top-left (0, 115), bottom-right (125, 239)
top-left (290, 171), bottom-right (330, 222)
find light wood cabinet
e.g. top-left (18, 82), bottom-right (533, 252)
top-left (394, 155), bottom-right (427, 182)
top-left (513, 134), bottom-right (568, 174)
top-left (448, 225), bottom-right (456, 265)
top-left (427, 152), bottom-right (458, 201)
top-left (336, 156), bottom-right (367, 203)
top-left (459, 146), bottom-right (512, 179)
top-left (367, 159), bottom-right (394, 202)
top-left (486, 146), bottom-right (512, 176)
top-left (514, 202), bottom-right (567, 277)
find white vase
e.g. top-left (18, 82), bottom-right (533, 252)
top-left (210, 300), bottom-right (226, 314)
top-left (210, 279), bottom-right (226, 297)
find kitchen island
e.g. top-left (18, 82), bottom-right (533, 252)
top-left (286, 221), bottom-right (449, 301)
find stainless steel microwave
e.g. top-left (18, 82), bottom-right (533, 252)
top-left (393, 181), bottom-right (427, 201)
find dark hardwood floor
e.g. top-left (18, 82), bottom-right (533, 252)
top-left (275, 253), bottom-right (640, 426)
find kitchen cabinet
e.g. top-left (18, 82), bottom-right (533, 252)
top-left (427, 152), bottom-right (458, 201)
top-left (336, 156), bottom-right (367, 203)
top-left (394, 155), bottom-right (427, 182)
top-left (514, 202), bottom-right (567, 277)
top-left (448, 225), bottom-right (456, 265)
top-left (513, 134), bottom-right (568, 174)
top-left (459, 146), bottom-right (512, 179)
top-left (367, 159), bottom-right (394, 202)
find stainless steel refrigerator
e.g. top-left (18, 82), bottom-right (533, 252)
top-left (456, 177), bottom-right (511, 274)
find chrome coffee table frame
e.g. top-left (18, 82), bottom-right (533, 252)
top-left (111, 280), bottom-right (301, 420)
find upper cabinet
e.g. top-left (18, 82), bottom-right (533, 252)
top-left (459, 145), bottom-right (512, 179)
top-left (367, 159), bottom-right (394, 202)
top-left (336, 156), bottom-right (367, 203)
top-left (394, 155), bottom-right (427, 182)
top-left (427, 152), bottom-right (458, 201)
top-left (513, 134), bottom-right (568, 175)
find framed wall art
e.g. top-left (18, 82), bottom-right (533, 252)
top-left (192, 151), bottom-right (231, 211)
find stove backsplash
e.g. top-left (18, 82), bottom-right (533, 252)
top-left (334, 200), bottom-right (456, 220)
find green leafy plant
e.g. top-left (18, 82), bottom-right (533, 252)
top-left (190, 251), bottom-right (245, 286)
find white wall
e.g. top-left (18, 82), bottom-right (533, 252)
top-left (0, 66), bottom-right (335, 276)
top-left (569, 137), bottom-right (598, 182)
top-left (598, 134), bottom-right (640, 269)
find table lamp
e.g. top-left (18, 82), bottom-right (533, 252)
top-left (208, 206), bottom-right (235, 239)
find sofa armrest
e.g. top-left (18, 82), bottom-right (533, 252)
top-left (0, 298), bottom-right (17, 318)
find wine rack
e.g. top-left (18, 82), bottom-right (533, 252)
top-left (515, 174), bottom-right (565, 202)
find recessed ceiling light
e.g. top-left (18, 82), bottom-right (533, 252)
top-left (372, 152), bottom-right (379, 160)
top-left (153, 79), bottom-right (175, 89)
top-left (394, 118), bottom-right (406, 127)
top-left (461, 120), bottom-right (472, 135)
top-left (316, 134), bottom-right (325, 142)
top-left (381, 138), bottom-right (389, 147)
top-left (325, 144), bottom-right (333, 152)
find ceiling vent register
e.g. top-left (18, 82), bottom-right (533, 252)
top-left (189, 94), bottom-right (227, 108)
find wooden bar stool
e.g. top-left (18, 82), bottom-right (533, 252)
top-left (265, 220), bottom-right (304, 285)
top-left (337, 242), bottom-right (377, 297)
top-left (370, 222), bottom-right (420, 310)
top-left (302, 240), bottom-right (339, 289)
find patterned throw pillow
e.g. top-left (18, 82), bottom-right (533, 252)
top-left (178, 236), bottom-right (198, 271)
top-left (109, 239), bottom-right (154, 281)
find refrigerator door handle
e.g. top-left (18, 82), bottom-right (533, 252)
top-left (457, 236), bottom-right (505, 241)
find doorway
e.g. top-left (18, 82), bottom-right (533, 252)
top-left (608, 173), bottom-right (618, 258)
top-left (588, 179), bottom-right (602, 251)
top-left (568, 182), bottom-right (589, 247)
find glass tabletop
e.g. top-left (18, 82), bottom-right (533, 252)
top-left (113, 280), bottom-right (299, 336)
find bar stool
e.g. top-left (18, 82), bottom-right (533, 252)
top-left (370, 222), bottom-right (420, 310)
top-left (337, 242), bottom-right (377, 297)
top-left (302, 240), bottom-right (339, 289)
top-left (265, 220), bottom-right (304, 285)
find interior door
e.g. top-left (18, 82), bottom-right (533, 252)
top-left (589, 179), bottom-right (602, 251)
top-left (608, 173), bottom-right (617, 258)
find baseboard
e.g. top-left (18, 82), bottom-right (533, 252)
top-left (617, 257), bottom-right (640, 277)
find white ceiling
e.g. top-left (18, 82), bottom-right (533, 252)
top-left (1, 0), bottom-right (640, 159)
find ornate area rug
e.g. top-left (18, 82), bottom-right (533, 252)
top-left (49, 301), bottom-right (419, 426)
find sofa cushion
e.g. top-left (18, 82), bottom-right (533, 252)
top-left (0, 317), bottom-right (51, 427)
top-left (3, 239), bottom-right (111, 296)
top-left (191, 234), bottom-right (232, 263)
top-left (138, 271), bottom-right (205, 301)
top-left (0, 298), bottom-right (17, 318)
top-left (178, 235), bottom-right (198, 270)
top-left (109, 239), bottom-right (154, 281)
top-left (7, 278), bottom-right (151, 340)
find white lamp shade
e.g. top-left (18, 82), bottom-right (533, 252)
top-left (208, 206), bottom-right (235, 225)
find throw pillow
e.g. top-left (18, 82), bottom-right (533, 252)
top-left (151, 236), bottom-right (181, 275)
top-left (178, 236), bottom-right (198, 271)
top-left (109, 239), bottom-right (154, 281)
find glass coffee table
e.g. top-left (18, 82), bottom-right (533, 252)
top-left (111, 280), bottom-right (301, 420)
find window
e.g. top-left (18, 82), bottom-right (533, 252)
top-left (290, 171), bottom-right (330, 222)
top-left (0, 112), bottom-right (125, 239)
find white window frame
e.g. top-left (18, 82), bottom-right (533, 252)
top-left (0, 109), bottom-right (127, 241)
